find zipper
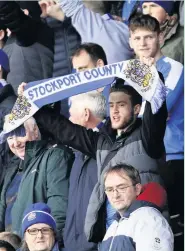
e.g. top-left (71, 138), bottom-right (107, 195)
top-left (108, 217), bottom-right (128, 251)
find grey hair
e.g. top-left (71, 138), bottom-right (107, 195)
top-left (69, 91), bottom-right (106, 120)
top-left (24, 117), bottom-right (41, 140)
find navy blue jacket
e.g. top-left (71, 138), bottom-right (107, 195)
top-left (63, 151), bottom-right (98, 251)
top-left (63, 122), bottom-right (114, 251)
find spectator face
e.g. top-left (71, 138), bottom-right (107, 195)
top-left (25, 223), bottom-right (55, 251)
top-left (7, 127), bottom-right (40, 160)
top-left (109, 92), bottom-right (136, 131)
top-left (72, 50), bottom-right (98, 72)
top-left (69, 100), bottom-right (87, 126)
top-left (105, 171), bottom-right (141, 213)
top-left (0, 248), bottom-right (6, 251)
top-left (129, 29), bottom-right (160, 58)
top-left (142, 2), bottom-right (168, 24)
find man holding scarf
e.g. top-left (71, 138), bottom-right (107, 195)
top-left (15, 53), bottom-right (167, 245)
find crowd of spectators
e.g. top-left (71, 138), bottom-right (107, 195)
top-left (0, 1), bottom-right (183, 251)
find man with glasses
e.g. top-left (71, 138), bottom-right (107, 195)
top-left (100, 164), bottom-right (173, 251)
top-left (21, 202), bottom-right (59, 251)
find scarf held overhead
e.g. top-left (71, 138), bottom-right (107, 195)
top-left (0, 59), bottom-right (166, 139)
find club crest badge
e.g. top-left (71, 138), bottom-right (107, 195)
top-left (27, 212), bottom-right (36, 221)
top-left (123, 60), bottom-right (154, 92)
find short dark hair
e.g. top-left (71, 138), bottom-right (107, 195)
top-left (129, 14), bottom-right (161, 34)
top-left (0, 240), bottom-right (16, 251)
top-left (2, 68), bottom-right (8, 80)
top-left (110, 78), bottom-right (142, 107)
top-left (104, 164), bottom-right (141, 185)
top-left (0, 232), bottom-right (21, 250)
top-left (72, 43), bottom-right (108, 65)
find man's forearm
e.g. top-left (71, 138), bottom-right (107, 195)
top-left (35, 107), bottom-right (98, 158)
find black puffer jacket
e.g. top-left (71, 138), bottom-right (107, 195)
top-left (46, 17), bottom-right (81, 117)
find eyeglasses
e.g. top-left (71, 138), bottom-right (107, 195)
top-left (105, 184), bottom-right (136, 195)
top-left (26, 227), bottom-right (53, 235)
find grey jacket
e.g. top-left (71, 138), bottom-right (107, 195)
top-left (4, 38), bottom-right (54, 94)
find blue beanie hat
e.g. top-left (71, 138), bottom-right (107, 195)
top-left (21, 203), bottom-right (56, 236)
top-left (141, 1), bottom-right (175, 16)
top-left (0, 49), bottom-right (10, 73)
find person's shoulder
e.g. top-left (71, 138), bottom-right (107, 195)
top-left (132, 206), bottom-right (168, 227)
top-left (162, 56), bottom-right (184, 69)
top-left (157, 56), bottom-right (184, 79)
top-left (46, 144), bottom-right (74, 158)
top-left (132, 206), bottom-right (162, 219)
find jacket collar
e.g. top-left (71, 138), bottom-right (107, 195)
top-left (23, 140), bottom-right (52, 171)
top-left (93, 119), bottom-right (106, 132)
top-left (52, 242), bottom-right (60, 251)
top-left (116, 118), bottom-right (142, 141)
top-left (115, 200), bottom-right (160, 221)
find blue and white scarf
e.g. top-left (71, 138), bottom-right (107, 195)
top-left (0, 59), bottom-right (167, 142)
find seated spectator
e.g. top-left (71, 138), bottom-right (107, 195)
top-left (0, 1), bottom-right (54, 93)
top-left (0, 49), bottom-right (16, 189)
top-left (141, 0), bottom-right (184, 64)
top-left (100, 164), bottom-right (173, 251)
top-left (39, 0), bottom-right (134, 64)
top-left (21, 203), bottom-right (59, 251)
top-left (0, 117), bottom-right (74, 247)
top-left (129, 15), bottom-right (184, 248)
top-left (0, 232), bottom-right (21, 250)
top-left (0, 240), bottom-right (15, 251)
top-left (64, 91), bottom-right (108, 251)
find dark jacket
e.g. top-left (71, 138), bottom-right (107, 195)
top-left (46, 17), bottom-right (81, 118)
top-left (0, 1), bottom-right (54, 93)
top-left (46, 17), bottom-right (81, 78)
top-left (0, 141), bottom-right (74, 246)
top-left (35, 87), bottom-right (167, 243)
top-left (64, 151), bottom-right (98, 251)
top-left (63, 124), bottom-right (112, 251)
top-left (0, 84), bottom-right (16, 189)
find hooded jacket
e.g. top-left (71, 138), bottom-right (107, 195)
top-left (99, 183), bottom-right (173, 251)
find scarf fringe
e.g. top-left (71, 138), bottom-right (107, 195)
top-left (151, 80), bottom-right (168, 114)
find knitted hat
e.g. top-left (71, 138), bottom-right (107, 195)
top-left (21, 203), bottom-right (56, 236)
top-left (0, 49), bottom-right (9, 73)
top-left (141, 1), bottom-right (175, 16)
